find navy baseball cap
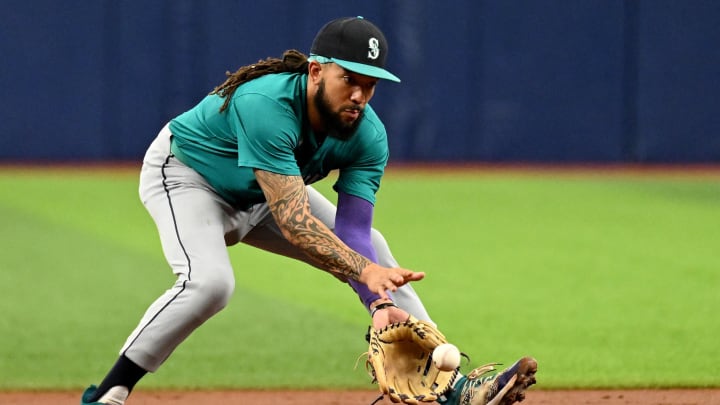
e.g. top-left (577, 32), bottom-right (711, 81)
top-left (309, 16), bottom-right (401, 83)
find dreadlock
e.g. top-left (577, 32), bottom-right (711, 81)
top-left (210, 49), bottom-right (309, 113)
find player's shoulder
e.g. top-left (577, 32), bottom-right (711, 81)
top-left (358, 105), bottom-right (386, 136)
top-left (354, 105), bottom-right (388, 147)
top-left (339, 106), bottom-right (388, 164)
top-left (234, 72), bottom-right (304, 98)
top-left (230, 73), bottom-right (305, 113)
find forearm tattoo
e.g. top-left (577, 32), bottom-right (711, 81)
top-left (254, 169), bottom-right (371, 280)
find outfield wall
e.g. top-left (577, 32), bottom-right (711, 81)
top-left (1, 1), bottom-right (718, 163)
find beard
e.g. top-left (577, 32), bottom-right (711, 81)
top-left (313, 79), bottom-right (363, 141)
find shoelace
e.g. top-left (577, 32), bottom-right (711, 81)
top-left (458, 373), bottom-right (496, 405)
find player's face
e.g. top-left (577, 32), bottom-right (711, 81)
top-left (314, 64), bottom-right (378, 140)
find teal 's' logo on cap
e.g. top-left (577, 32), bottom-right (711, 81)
top-left (368, 38), bottom-right (380, 60)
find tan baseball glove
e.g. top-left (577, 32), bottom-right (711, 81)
top-left (366, 316), bottom-right (459, 404)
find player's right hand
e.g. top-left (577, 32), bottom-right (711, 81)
top-left (359, 263), bottom-right (425, 300)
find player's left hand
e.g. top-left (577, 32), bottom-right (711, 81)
top-left (365, 316), bottom-right (458, 404)
top-left (371, 303), bottom-right (410, 329)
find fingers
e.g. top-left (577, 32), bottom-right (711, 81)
top-left (370, 279), bottom-right (396, 300)
top-left (361, 265), bottom-right (424, 298)
top-left (379, 270), bottom-right (424, 297)
top-left (393, 269), bottom-right (424, 285)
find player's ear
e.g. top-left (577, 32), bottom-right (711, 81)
top-left (308, 60), bottom-right (323, 83)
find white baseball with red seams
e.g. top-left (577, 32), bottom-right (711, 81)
top-left (432, 343), bottom-right (461, 371)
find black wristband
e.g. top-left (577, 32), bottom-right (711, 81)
top-left (370, 302), bottom-right (397, 317)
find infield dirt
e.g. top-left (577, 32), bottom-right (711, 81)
top-left (2, 388), bottom-right (720, 405)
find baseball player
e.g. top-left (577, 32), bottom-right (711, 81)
top-left (81, 17), bottom-right (536, 405)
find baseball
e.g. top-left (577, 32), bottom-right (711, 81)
top-left (432, 343), bottom-right (461, 371)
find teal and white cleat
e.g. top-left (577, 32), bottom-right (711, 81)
top-left (81, 385), bottom-right (128, 405)
top-left (439, 356), bottom-right (538, 405)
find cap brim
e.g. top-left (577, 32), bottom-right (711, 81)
top-left (330, 58), bottom-right (401, 83)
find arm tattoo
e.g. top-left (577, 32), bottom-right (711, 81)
top-left (254, 169), bottom-right (371, 280)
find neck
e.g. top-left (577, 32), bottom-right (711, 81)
top-left (306, 88), bottom-right (325, 133)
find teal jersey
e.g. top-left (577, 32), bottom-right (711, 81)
top-left (168, 73), bottom-right (389, 210)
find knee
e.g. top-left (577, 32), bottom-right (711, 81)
top-left (370, 228), bottom-right (387, 245)
top-left (187, 273), bottom-right (235, 315)
top-left (370, 228), bottom-right (391, 253)
top-left (371, 228), bottom-right (398, 268)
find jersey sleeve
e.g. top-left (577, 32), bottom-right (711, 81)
top-left (228, 93), bottom-right (302, 176)
top-left (334, 124), bottom-right (389, 205)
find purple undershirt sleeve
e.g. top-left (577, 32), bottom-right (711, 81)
top-left (334, 191), bottom-right (384, 310)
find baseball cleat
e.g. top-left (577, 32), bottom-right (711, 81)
top-left (439, 356), bottom-right (538, 405)
top-left (81, 385), bottom-right (129, 405)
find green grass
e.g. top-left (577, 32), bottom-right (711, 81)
top-left (0, 167), bottom-right (718, 390)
